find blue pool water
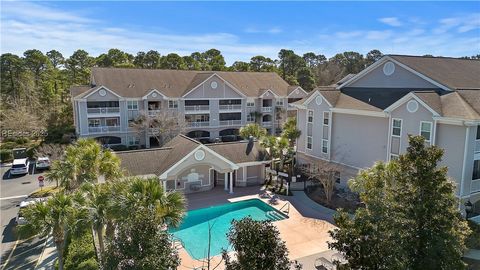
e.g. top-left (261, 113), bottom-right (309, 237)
top-left (169, 199), bottom-right (287, 259)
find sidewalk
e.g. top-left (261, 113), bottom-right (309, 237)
top-left (464, 249), bottom-right (480, 261)
top-left (288, 191), bottom-right (337, 224)
top-left (35, 237), bottom-right (56, 270)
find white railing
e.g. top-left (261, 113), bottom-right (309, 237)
top-left (219, 120), bottom-right (242, 126)
top-left (261, 106), bottom-right (272, 113)
top-left (88, 126), bottom-right (121, 133)
top-left (87, 107), bottom-right (120, 114)
top-left (262, 121), bottom-right (272, 126)
top-left (472, 179), bottom-right (480, 193)
top-left (184, 105), bottom-right (209, 111)
top-left (187, 121), bottom-right (210, 127)
top-left (475, 140), bottom-right (480, 153)
top-left (148, 110), bottom-right (161, 117)
top-left (219, 104), bottom-right (242, 111)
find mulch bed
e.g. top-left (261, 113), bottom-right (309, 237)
top-left (306, 186), bottom-right (360, 213)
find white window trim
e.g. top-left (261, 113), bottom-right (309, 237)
top-left (391, 118), bottom-right (402, 138)
top-left (321, 139), bottom-right (328, 154)
top-left (390, 154), bottom-right (399, 160)
top-left (276, 99), bottom-right (284, 106)
top-left (246, 99), bottom-right (255, 107)
top-left (419, 121), bottom-right (433, 143)
top-left (127, 100), bottom-right (139, 110)
top-left (168, 100), bottom-right (179, 109)
top-left (323, 111), bottom-right (329, 127)
top-left (307, 136), bottom-right (313, 150)
top-left (127, 136), bottom-right (140, 146)
top-left (307, 110), bottom-right (314, 123)
top-left (88, 119), bottom-right (100, 127)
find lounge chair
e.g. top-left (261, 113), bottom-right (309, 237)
top-left (314, 257), bottom-right (335, 270)
top-left (260, 190), bottom-right (271, 199)
top-left (269, 195), bottom-right (279, 205)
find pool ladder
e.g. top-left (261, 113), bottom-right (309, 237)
top-left (279, 202), bottom-right (290, 216)
top-left (171, 235), bottom-right (185, 250)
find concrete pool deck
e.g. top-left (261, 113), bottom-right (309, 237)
top-left (176, 186), bottom-right (338, 270)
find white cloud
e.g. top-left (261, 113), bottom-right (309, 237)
top-left (379, 17), bottom-right (403, 27)
top-left (244, 26), bottom-right (282, 34)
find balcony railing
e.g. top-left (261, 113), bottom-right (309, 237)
top-left (262, 121), bottom-right (272, 126)
top-left (87, 107), bottom-right (120, 114)
top-left (475, 140), bottom-right (480, 153)
top-left (184, 105), bottom-right (209, 112)
top-left (148, 110), bottom-right (161, 117)
top-left (261, 106), bottom-right (272, 113)
top-left (472, 179), bottom-right (480, 194)
top-left (219, 120), bottom-right (242, 126)
top-left (187, 121), bottom-right (210, 127)
top-left (88, 126), bottom-right (121, 133)
top-left (219, 104), bottom-right (242, 111)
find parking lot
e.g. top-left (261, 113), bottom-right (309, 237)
top-left (1, 161), bottom-right (54, 269)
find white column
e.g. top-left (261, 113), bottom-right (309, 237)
top-left (243, 167), bottom-right (247, 184)
top-left (224, 173), bottom-right (228, 191)
top-left (163, 180), bottom-right (167, 191)
top-left (229, 171), bottom-right (234, 194)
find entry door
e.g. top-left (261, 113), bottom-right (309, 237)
top-left (211, 169), bottom-right (217, 187)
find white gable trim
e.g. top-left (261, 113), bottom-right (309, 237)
top-left (287, 87), bottom-right (308, 97)
top-left (182, 73), bottom-right (246, 98)
top-left (384, 92), bottom-right (440, 117)
top-left (259, 89), bottom-right (280, 98)
top-left (337, 56), bottom-right (451, 91)
top-left (303, 90), bottom-right (333, 108)
top-left (82, 85), bottom-right (123, 100)
top-left (331, 108), bottom-right (388, 118)
top-left (142, 89), bottom-right (168, 100)
top-left (159, 144), bottom-right (239, 180)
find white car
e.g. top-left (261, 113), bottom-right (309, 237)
top-left (36, 157), bottom-right (50, 170)
top-left (10, 158), bottom-right (30, 175)
top-left (16, 198), bottom-right (45, 225)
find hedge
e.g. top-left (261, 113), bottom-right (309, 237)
top-left (64, 230), bottom-right (98, 270)
top-left (0, 149), bottom-right (13, 163)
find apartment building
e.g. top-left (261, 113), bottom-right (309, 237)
top-left (292, 55), bottom-right (480, 206)
top-left (70, 68), bottom-right (307, 148)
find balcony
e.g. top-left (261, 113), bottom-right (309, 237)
top-left (184, 105), bottom-right (210, 113)
top-left (472, 179), bottom-right (480, 194)
top-left (87, 107), bottom-right (120, 114)
top-left (219, 120), bottom-right (242, 126)
top-left (262, 121), bottom-right (273, 127)
top-left (148, 110), bottom-right (161, 117)
top-left (261, 107), bottom-right (272, 113)
top-left (187, 121), bottom-right (210, 128)
top-left (88, 126), bottom-right (121, 133)
top-left (219, 104), bottom-right (242, 111)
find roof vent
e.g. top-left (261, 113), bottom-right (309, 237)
top-left (383, 62), bottom-right (395, 76)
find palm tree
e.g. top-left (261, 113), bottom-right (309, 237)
top-left (19, 192), bottom-right (75, 270)
top-left (239, 123), bottom-right (267, 140)
top-left (77, 183), bottom-right (111, 260)
top-left (46, 138), bottom-right (122, 191)
top-left (281, 117), bottom-right (301, 147)
top-left (116, 177), bottom-right (186, 227)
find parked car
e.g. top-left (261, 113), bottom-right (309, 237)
top-left (35, 157), bottom-right (50, 170)
top-left (10, 158), bottom-right (30, 175)
top-left (16, 198), bottom-right (45, 225)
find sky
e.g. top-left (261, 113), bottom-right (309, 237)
top-left (1, 1), bottom-right (479, 64)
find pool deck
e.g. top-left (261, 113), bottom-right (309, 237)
top-left (177, 186), bottom-right (338, 270)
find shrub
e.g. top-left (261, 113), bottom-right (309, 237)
top-left (109, 145), bottom-right (128, 151)
top-left (26, 147), bottom-right (37, 159)
top-left (64, 230), bottom-right (98, 270)
top-left (15, 137), bottom-right (30, 145)
top-left (128, 145), bottom-right (139, 150)
top-left (0, 142), bottom-right (18, 150)
top-left (0, 149), bottom-right (13, 163)
top-left (466, 220), bottom-right (480, 249)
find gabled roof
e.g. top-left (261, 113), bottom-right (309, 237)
top-left (72, 68), bottom-right (292, 98)
top-left (335, 93), bottom-right (382, 112)
top-left (389, 55), bottom-right (480, 90)
top-left (441, 91), bottom-right (480, 120)
top-left (117, 135), bottom-right (269, 177)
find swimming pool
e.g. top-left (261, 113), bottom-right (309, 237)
top-left (169, 199), bottom-right (287, 259)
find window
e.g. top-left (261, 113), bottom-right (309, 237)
top-left (473, 160), bottom-right (480, 180)
top-left (323, 112), bottom-right (329, 126)
top-left (276, 99), bottom-right (284, 106)
top-left (420, 121), bottom-right (433, 142)
top-left (322, 139), bottom-right (328, 154)
top-left (307, 136), bottom-right (312, 150)
top-left (307, 110), bottom-right (314, 123)
top-left (392, 119), bottom-right (402, 137)
top-left (168, 100), bottom-right (178, 109)
top-left (247, 114), bottom-right (254, 122)
top-left (476, 125), bottom-right (480, 140)
top-left (390, 154), bottom-right (399, 161)
top-left (127, 136), bottom-right (140, 146)
top-left (334, 171), bottom-right (340, 183)
top-left (127, 100), bottom-right (138, 110)
top-left (106, 118), bottom-right (119, 126)
top-left (88, 119), bottom-right (100, 127)
top-left (246, 99), bottom-right (255, 107)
